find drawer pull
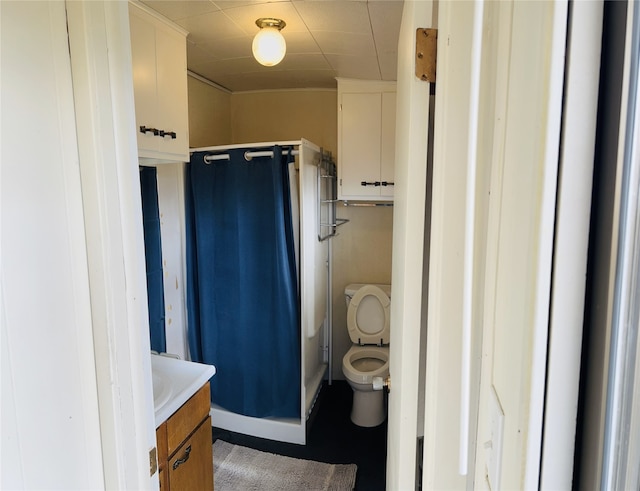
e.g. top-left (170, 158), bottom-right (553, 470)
top-left (172, 445), bottom-right (191, 470)
top-left (360, 181), bottom-right (381, 187)
top-left (140, 125), bottom-right (159, 135)
top-left (381, 181), bottom-right (394, 186)
top-left (160, 130), bottom-right (177, 139)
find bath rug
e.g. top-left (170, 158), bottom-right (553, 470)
top-left (213, 439), bottom-right (357, 490)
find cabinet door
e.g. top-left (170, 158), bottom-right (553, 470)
top-left (339, 92), bottom-right (382, 199)
top-left (129, 6), bottom-right (159, 154)
top-left (129, 3), bottom-right (189, 162)
top-left (168, 417), bottom-right (213, 491)
top-left (155, 23), bottom-right (189, 159)
top-left (380, 91), bottom-right (396, 198)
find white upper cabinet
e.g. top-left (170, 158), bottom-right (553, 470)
top-left (337, 79), bottom-right (397, 201)
top-left (129, 2), bottom-right (189, 162)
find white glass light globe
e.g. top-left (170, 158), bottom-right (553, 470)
top-left (252, 26), bottom-right (286, 66)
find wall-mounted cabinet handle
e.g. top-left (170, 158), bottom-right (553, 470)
top-left (160, 130), bottom-right (177, 140)
top-left (140, 125), bottom-right (159, 135)
top-left (172, 445), bottom-right (191, 470)
top-left (381, 181), bottom-right (395, 186)
top-left (360, 181), bottom-right (381, 187)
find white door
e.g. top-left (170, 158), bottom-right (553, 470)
top-left (390, 0), bottom-right (575, 489)
top-left (470, 2), bottom-right (568, 487)
top-left (421, 0), bottom-right (569, 489)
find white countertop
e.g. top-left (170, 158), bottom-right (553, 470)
top-left (151, 354), bottom-right (216, 428)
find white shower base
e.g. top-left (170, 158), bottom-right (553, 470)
top-left (209, 362), bottom-right (327, 445)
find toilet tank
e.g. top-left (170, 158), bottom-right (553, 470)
top-left (344, 283), bottom-right (391, 306)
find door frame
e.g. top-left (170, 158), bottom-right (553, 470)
top-left (386, 1), bottom-right (434, 488)
top-left (540, 1), bottom-right (603, 488)
top-left (66, 2), bottom-right (157, 488)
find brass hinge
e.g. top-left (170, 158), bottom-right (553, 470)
top-left (415, 28), bottom-right (437, 82)
top-left (149, 447), bottom-right (158, 476)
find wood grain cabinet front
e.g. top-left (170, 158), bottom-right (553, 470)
top-left (155, 383), bottom-right (213, 491)
top-left (169, 417), bottom-right (213, 491)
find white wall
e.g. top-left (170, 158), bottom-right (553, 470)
top-left (1, 2), bottom-right (104, 487)
top-left (2, 2), bottom-right (158, 488)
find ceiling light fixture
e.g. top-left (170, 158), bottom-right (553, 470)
top-left (252, 18), bottom-right (287, 67)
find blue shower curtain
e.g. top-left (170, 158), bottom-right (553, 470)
top-left (186, 146), bottom-right (300, 419)
top-left (140, 166), bottom-right (166, 353)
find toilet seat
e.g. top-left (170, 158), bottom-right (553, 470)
top-left (347, 284), bottom-right (390, 345)
top-left (342, 345), bottom-right (389, 385)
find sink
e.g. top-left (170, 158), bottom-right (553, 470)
top-left (152, 371), bottom-right (171, 410)
top-left (150, 354), bottom-right (216, 427)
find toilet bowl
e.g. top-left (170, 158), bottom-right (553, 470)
top-left (342, 345), bottom-right (389, 427)
top-left (341, 284), bottom-right (391, 427)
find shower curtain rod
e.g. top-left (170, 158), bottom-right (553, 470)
top-left (202, 148), bottom-right (299, 164)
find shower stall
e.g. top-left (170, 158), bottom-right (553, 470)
top-left (185, 139), bottom-right (340, 444)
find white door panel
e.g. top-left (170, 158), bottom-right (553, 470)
top-left (471, 2), bottom-right (567, 489)
top-left (419, 1), bottom-right (568, 489)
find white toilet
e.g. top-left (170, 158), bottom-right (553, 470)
top-left (342, 283), bottom-right (391, 427)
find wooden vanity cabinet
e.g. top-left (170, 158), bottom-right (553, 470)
top-left (156, 383), bottom-right (213, 491)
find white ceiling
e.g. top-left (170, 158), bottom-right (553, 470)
top-left (139, 0), bottom-right (405, 92)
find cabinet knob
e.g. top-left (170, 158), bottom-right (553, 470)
top-left (140, 125), bottom-right (159, 136)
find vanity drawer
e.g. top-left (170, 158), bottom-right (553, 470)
top-left (166, 383), bottom-right (210, 456)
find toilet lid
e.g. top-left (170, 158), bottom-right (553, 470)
top-left (347, 285), bottom-right (390, 345)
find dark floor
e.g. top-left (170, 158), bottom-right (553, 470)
top-left (211, 381), bottom-right (387, 491)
